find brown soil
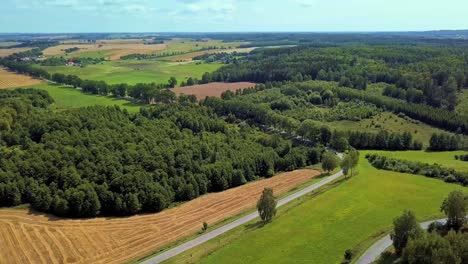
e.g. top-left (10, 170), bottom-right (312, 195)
top-left (173, 82), bottom-right (256, 100)
top-left (0, 169), bottom-right (320, 264)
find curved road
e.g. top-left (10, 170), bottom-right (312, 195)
top-left (356, 218), bottom-right (448, 264)
top-left (142, 166), bottom-right (344, 263)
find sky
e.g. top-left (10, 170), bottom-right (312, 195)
top-left (0, 0), bottom-right (467, 33)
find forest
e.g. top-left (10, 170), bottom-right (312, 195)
top-left (0, 89), bottom-right (322, 217)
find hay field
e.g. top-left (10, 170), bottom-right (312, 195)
top-left (0, 47), bottom-right (33, 57)
top-left (0, 68), bottom-right (43, 89)
top-left (0, 169), bottom-right (320, 264)
top-left (43, 43), bottom-right (167, 60)
top-left (173, 82), bottom-right (256, 100)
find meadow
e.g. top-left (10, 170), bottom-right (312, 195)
top-left (326, 112), bottom-right (457, 147)
top-left (163, 151), bottom-right (466, 264)
top-left (41, 60), bottom-right (223, 85)
top-left (22, 83), bottom-right (142, 112)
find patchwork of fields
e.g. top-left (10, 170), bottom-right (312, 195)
top-left (164, 151), bottom-right (467, 264)
top-left (0, 169), bottom-right (320, 264)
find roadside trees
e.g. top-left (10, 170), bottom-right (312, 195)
top-left (257, 188), bottom-right (277, 223)
top-left (341, 149), bottom-right (360, 177)
top-left (440, 190), bottom-right (468, 231)
top-left (322, 152), bottom-right (339, 173)
top-left (391, 210), bottom-right (423, 255)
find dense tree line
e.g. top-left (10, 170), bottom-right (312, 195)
top-left (366, 154), bottom-right (468, 186)
top-left (429, 133), bottom-right (464, 151)
top-left (40, 57), bottom-right (104, 66)
top-left (193, 52), bottom-right (248, 64)
top-left (0, 89), bottom-right (322, 217)
top-left (205, 45), bottom-right (467, 110)
top-left (347, 131), bottom-right (422, 150)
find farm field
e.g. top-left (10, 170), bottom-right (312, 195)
top-left (168, 151), bottom-right (466, 264)
top-left (368, 150), bottom-right (468, 172)
top-left (0, 67), bottom-right (43, 89)
top-left (42, 43), bottom-right (167, 60)
top-left (0, 47), bottom-right (33, 57)
top-left (172, 82), bottom-right (256, 100)
top-left (0, 41), bottom-right (21, 47)
top-left (41, 60), bottom-right (223, 85)
top-left (0, 169), bottom-right (321, 264)
top-left (326, 112), bottom-right (460, 147)
top-left (20, 83), bottom-right (142, 112)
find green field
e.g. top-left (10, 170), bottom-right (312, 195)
top-left (367, 150), bottom-right (468, 172)
top-left (326, 112), bottom-right (461, 147)
top-left (41, 60), bottom-right (223, 85)
top-left (22, 83), bottom-right (142, 112)
top-left (164, 151), bottom-right (466, 264)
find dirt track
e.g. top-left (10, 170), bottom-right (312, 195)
top-left (0, 68), bottom-right (43, 89)
top-left (173, 82), bottom-right (256, 100)
top-left (0, 169), bottom-right (320, 264)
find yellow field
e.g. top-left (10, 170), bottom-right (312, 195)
top-left (0, 47), bottom-right (34, 57)
top-left (0, 169), bottom-right (320, 264)
top-left (0, 68), bottom-right (43, 89)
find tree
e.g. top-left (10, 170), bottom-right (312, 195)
top-left (403, 232), bottom-right (460, 264)
top-left (440, 190), bottom-right (468, 231)
top-left (168, 77), bottom-right (178, 88)
top-left (391, 210), bottom-right (423, 255)
top-left (322, 152), bottom-right (339, 173)
top-left (341, 149), bottom-right (359, 177)
top-left (257, 188), bottom-right (277, 223)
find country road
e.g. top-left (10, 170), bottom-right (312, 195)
top-left (356, 218), bottom-right (449, 264)
top-left (142, 167), bottom-right (344, 264)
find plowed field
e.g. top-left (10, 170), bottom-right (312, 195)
top-left (0, 169), bottom-right (320, 264)
top-left (173, 82), bottom-right (256, 100)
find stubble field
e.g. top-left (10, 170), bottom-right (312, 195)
top-left (0, 169), bottom-right (320, 264)
top-left (0, 68), bottom-right (43, 89)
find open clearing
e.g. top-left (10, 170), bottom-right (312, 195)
top-left (0, 47), bottom-right (33, 57)
top-left (19, 83), bottom-right (142, 112)
top-left (172, 82), bottom-right (256, 100)
top-left (168, 151), bottom-right (466, 264)
top-left (41, 60), bottom-right (223, 85)
top-left (0, 169), bottom-right (320, 264)
top-left (0, 68), bottom-right (43, 89)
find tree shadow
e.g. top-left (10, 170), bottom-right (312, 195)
top-left (244, 220), bottom-right (267, 231)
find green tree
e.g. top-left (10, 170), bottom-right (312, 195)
top-left (257, 188), bottom-right (277, 223)
top-left (322, 152), bottom-right (339, 173)
top-left (341, 149), bottom-right (360, 177)
top-left (403, 232), bottom-right (460, 264)
top-left (391, 210), bottom-right (423, 255)
top-left (440, 190), bottom-right (468, 231)
top-left (168, 77), bottom-right (178, 88)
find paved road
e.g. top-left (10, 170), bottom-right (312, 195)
top-left (356, 218), bottom-right (448, 264)
top-left (142, 169), bottom-right (344, 264)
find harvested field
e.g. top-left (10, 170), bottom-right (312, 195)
top-left (0, 169), bottom-right (320, 264)
top-left (0, 47), bottom-right (33, 57)
top-left (170, 48), bottom-right (256, 62)
top-left (173, 82), bottom-right (256, 100)
top-left (43, 43), bottom-right (167, 60)
top-left (0, 68), bottom-right (43, 89)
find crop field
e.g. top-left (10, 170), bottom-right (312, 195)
top-left (0, 47), bottom-right (33, 57)
top-left (0, 41), bottom-right (21, 47)
top-left (172, 82), bottom-right (256, 100)
top-left (368, 150), bottom-right (468, 172)
top-left (0, 67), bottom-right (43, 89)
top-left (42, 43), bottom-right (167, 60)
top-left (41, 60), bottom-right (223, 85)
top-left (167, 151), bottom-right (466, 264)
top-left (18, 83), bottom-right (142, 112)
top-left (169, 47), bottom-right (256, 62)
top-left (0, 169), bottom-right (320, 264)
